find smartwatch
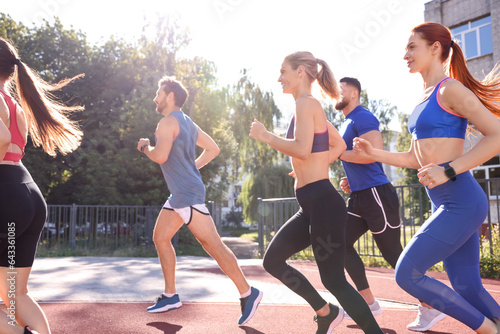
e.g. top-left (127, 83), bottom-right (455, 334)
top-left (443, 163), bottom-right (457, 181)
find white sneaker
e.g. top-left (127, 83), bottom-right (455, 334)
top-left (407, 305), bottom-right (447, 332)
top-left (344, 300), bottom-right (382, 320)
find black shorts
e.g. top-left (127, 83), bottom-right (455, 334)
top-left (0, 165), bottom-right (46, 267)
top-left (347, 182), bottom-right (400, 234)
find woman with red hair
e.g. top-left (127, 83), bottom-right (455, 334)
top-left (354, 22), bottom-right (500, 333)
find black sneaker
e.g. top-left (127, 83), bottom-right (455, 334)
top-left (313, 303), bottom-right (344, 334)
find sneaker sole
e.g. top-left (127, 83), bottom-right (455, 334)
top-left (147, 301), bottom-right (182, 313)
top-left (238, 291), bottom-right (263, 326)
top-left (407, 313), bottom-right (447, 332)
top-left (327, 307), bottom-right (344, 334)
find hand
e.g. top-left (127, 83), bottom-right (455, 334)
top-left (289, 170), bottom-right (296, 178)
top-left (137, 138), bottom-right (150, 152)
top-left (339, 177), bottom-right (351, 193)
top-left (352, 137), bottom-right (374, 159)
top-left (249, 119), bottom-right (268, 142)
top-left (417, 163), bottom-right (448, 189)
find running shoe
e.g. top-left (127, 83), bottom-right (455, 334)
top-left (344, 300), bottom-right (382, 320)
top-left (314, 303), bottom-right (344, 334)
top-left (407, 305), bottom-right (446, 332)
top-left (147, 294), bottom-right (182, 313)
top-left (238, 287), bottom-right (263, 325)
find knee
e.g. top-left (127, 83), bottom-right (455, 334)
top-left (394, 257), bottom-right (421, 291)
top-left (262, 252), bottom-right (283, 276)
top-left (152, 230), bottom-right (174, 247)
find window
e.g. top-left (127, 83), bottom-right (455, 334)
top-left (451, 16), bottom-right (493, 60)
top-left (471, 154), bottom-right (500, 199)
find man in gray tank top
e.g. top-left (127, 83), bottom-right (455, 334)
top-left (137, 76), bottom-right (262, 325)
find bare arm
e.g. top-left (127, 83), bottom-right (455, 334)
top-left (137, 116), bottom-right (178, 164)
top-left (250, 98), bottom-right (316, 160)
top-left (353, 136), bottom-right (420, 169)
top-left (0, 99), bottom-right (10, 160)
top-left (327, 121), bottom-right (346, 164)
top-left (442, 81), bottom-right (500, 174)
top-left (195, 126), bottom-right (220, 169)
top-left (340, 130), bottom-right (383, 164)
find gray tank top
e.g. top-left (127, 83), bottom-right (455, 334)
top-left (159, 110), bottom-right (205, 208)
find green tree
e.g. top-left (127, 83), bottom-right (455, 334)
top-left (0, 13), bottom-right (236, 205)
top-left (229, 71), bottom-right (288, 223)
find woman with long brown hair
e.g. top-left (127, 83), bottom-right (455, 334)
top-left (250, 51), bottom-right (383, 334)
top-left (354, 22), bottom-right (500, 333)
top-left (0, 37), bottom-right (83, 334)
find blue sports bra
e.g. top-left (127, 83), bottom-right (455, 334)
top-left (286, 116), bottom-right (329, 153)
top-left (408, 77), bottom-right (467, 140)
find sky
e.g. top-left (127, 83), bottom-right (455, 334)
top-left (2, 0), bottom-right (430, 131)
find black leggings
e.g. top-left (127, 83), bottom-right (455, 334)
top-left (0, 165), bottom-right (46, 268)
top-left (263, 179), bottom-right (382, 334)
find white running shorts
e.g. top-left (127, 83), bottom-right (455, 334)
top-left (163, 200), bottom-right (210, 225)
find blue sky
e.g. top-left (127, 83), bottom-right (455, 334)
top-left (2, 0), bottom-right (431, 130)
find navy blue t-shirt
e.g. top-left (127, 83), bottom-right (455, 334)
top-left (339, 105), bottom-right (390, 192)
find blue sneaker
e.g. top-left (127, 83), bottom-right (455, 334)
top-left (238, 287), bottom-right (263, 325)
top-left (147, 294), bottom-right (182, 313)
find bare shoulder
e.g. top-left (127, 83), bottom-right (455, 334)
top-left (440, 78), bottom-right (474, 100)
top-left (295, 96), bottom-right (323, 116)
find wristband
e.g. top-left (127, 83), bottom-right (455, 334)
top-left (140, 144), bottom-right (148, 153)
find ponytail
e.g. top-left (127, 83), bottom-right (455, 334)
top-left (448, 42), bottom-right (500, 118)
top-left (316, 58), bottom-right (339, 100)
top-left (0, 37), bottom-right (83, 156)
top-left (284, 51), bottom-right (339, 100)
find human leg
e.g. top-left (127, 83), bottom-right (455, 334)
top-left (188, 210), bottom-right (250, 294)
top-left (152, 209), bottom-right (184, 295)
top-left (0, 267), bottom-right (50, 334)
top-left (444, 231), bottom-right (500, 321)
top-left (395, 232), bottom-right (489, 331)
top-left (188, 210), bottom-right (262, 325)
top-left (0, 167), bottom-right (48, 333)
top-left (303, 182), bottom-right (382, 333)
top-left (262, 209), bottom-right (328, 311)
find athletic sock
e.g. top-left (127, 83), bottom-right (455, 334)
top-left (163, 292), bottom-right (176, 298)
top-left (240, 287), bottom-right (252, 298)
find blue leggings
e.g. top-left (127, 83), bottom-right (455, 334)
top-left (395, 170), bottom-right (500, 330)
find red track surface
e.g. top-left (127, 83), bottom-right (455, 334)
top-left (12, 262), bottom-right (500, 333)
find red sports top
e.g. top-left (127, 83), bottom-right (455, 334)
top-left (0, 90), bottom-right (25, 162)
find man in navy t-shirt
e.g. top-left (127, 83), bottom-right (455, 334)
top-left (337, 77), bottom-right (445, 331)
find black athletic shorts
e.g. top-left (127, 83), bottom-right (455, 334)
top-left (347, 182), bottom-right (400, 234)
top-left (0, 165), bottom-right (46, 267)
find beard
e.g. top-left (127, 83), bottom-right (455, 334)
top-left (335, 99), bottom-right (349, 111)
top-left (156, 103), bottom-right (166, 114)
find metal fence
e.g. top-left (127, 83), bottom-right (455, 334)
top-left (257, 179), bottom-right (500, 259)
top-left (39, 201), bottom-right (223, 253)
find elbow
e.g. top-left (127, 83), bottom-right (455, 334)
top-left (214, 145), bottom-right (220, 156)
top-left (339, 142), bottom-right (347, 154)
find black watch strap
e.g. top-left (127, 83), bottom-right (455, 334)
top-left (443, 163), bottom-right (457, 181)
